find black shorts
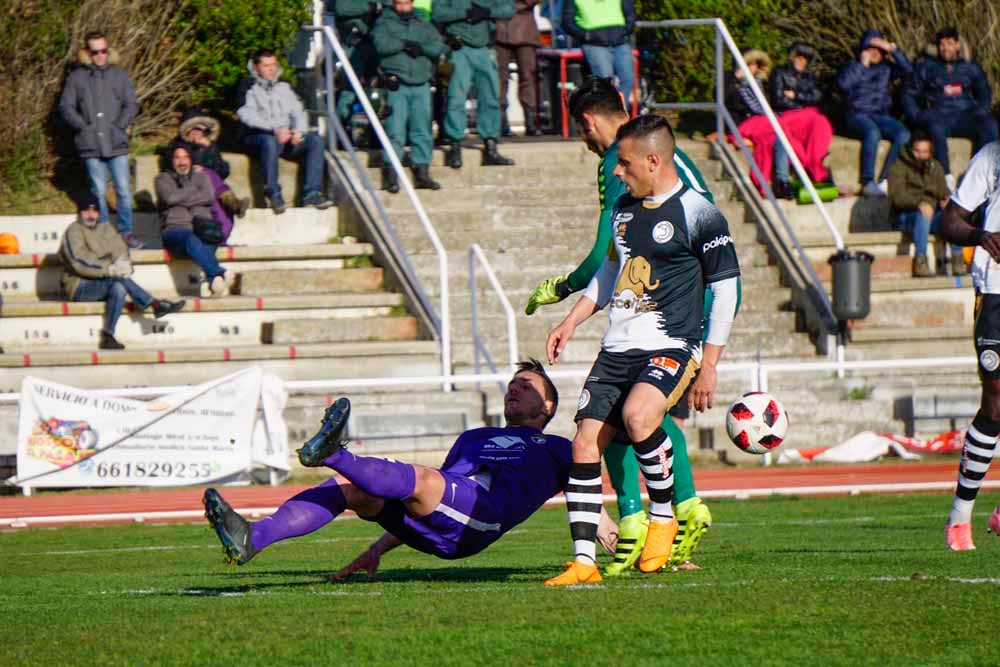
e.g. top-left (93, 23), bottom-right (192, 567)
top-left (575, 347), bottom-right (699, 430)
top-left (975, 293), bottom-right (1000, 380)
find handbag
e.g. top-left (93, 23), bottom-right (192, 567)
top-left (191, 215), bottom-right (225, 245)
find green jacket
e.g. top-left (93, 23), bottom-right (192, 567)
top-left (330, 0), bottom-right (386, 38)
top-left (59, 219), bottom-right (128, 299)
top-left (373, 9), bottom-right (447, 84)
top-left (887, 145), bottom-right (950, 213)
top-left (432, 0), bottom-right (514, 49)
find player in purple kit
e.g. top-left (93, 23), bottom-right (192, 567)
top-left (203, 360), bottom-right (577, 577)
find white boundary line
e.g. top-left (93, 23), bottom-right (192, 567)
top-left (4, 481), bottom-right (998, 529)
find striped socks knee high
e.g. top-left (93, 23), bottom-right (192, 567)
top-left (633, 428), bottom-right (675, 524)
top-left (949, 412), bottom-right (999, 525)
top-left (566, 462), bottom-right (603, 565)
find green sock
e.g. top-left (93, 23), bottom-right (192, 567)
top-left (664, 415), bottom-right (696, 504)
top-left (604, 439), bottom-right (643, 519)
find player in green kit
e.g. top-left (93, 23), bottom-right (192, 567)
top-left (526, 77), bottom-right (724, 575)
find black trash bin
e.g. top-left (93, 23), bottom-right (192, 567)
top-left (828, 249), bottom-right (875, 321)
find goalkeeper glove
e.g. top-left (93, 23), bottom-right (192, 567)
top-left (525, 273), bottom-right (573, 315)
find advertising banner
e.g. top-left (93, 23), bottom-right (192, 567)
top-left (8, 368), bottom-right (283, 488)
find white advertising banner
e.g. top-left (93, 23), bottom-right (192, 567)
top-left (8, 367), bottom-right (287, 488)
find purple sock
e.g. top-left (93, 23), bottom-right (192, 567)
top-left (251, 478), bottom-right (347, 552)
top-left (323, 449), bottom-right (417, 500)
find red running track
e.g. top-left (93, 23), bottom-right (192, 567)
top-left (1, 461), bottom-right (983, 529)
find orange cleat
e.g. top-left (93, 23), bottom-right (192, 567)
top-left (544, 560), bottom-right (603, 586)
top-left (946, 522), bottom-right (976, 551)
top-left (639, 518), bottom-right (680, 572)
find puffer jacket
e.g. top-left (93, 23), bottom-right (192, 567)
top-left (373, 8), bottom-right (447, 85)
top-left (725, 71), bottom-right (767, 125)
top-left (902, 51), bottom-right (992, 123)
top-left (887, 144), bottom-right (950, 213)
top-left (770, 63), bottom-right (822, 112)
top-left (433, 0), bottom-right (515, 49)
top-left (561, 0), bottom-right (635, 48)
top-left (837, 36), bottom-right (912, 116)
top-left (59, 219), bottom-right (128, 299)
top-left (236, 62), bottom-right (309, 134)
top-left (58, 49), bottom-right (139, 159)
top-left (154, 170), bottom-right (215, 233)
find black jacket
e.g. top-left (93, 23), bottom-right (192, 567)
top-left (770, 64), bottom-right (822, 112)
top-left (58, 49), bottom-right (139, 159)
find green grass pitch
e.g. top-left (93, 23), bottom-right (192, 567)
top-left (2, 492), bottom-right (999, 666)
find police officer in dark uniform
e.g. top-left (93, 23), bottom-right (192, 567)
top-left (327, 0), bottom-right (386, 123)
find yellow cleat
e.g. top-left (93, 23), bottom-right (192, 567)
top-left (604, 511), bottom-right (648, 577)
top-left (638, 518), bottom-right (679, 573)
top-left (544, 561), bottom-right (603, 586)
top-left (668, 497), bottom-right (712, 568)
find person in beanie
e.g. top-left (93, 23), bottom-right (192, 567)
top-left (58, 30), bottom-right (142, 249)
top-left (373, 0), bottom-right (448, 192)
top-left (60, 194), bottom-right (185, 350)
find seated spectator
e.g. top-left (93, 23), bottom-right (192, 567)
top-left (61, 194), bottom-right (185, 350)
top-left (770, 42), bottom-right (833, 199)
top-left (155, 145), bottom-right (233, 297)
top-left (372, 0), bottom-right (447, 192)
top-left (236, 49), bottom-right (334, 214)
top-left (887, 131), bottom-right (963, 278)
top-left (58, 30), bottom-right (142, 249)
top-left (838, 29), bottom-right (912, 197)
top-left (903, 27), bottom-right (998, 190)
top-left (724, 49), bottom-right (775, 195)
top-left (168, 108), bottom-right (249, 244)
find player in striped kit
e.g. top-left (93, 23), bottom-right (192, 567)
top-left (939, 140), bottom-right (1000, 549)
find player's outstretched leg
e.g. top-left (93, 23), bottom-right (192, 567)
top-left (603, 439), bottom-right (647, 576)
top-left (297, 397), bottom-right (351, 466)
top-left (203, 488), bottom-right (259, 565)
top-left (946, 412), bottom-right (999, 551)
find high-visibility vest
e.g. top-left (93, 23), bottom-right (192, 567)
top-left (573, 0), bottom-right (625, 30)
top-left (414, 0), bottom-right (432, 20)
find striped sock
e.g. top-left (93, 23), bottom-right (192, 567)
top-left (949, 412), bottom-right (999, 525)
top-left (566, 462), bottom-right (603, 565)
top-left (633, 428), bottom-right (675, 524)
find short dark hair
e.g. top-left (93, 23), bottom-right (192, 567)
top-left (615, 113), bottom-right (676, 146)
top-left (253, 48), bottom-right (277, 64)
top-left (909, 129), bottom-right (932, 147)
top-left (515, 358), bottom-right (558, 423)
top-left (568, 76), bottom-right (627, 126)
top-left (84, 31), bottom-right (107, 45)
top-left (935, 26), bottom-right (959, 43)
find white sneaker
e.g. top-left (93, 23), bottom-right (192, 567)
top-left (209, 271), bottom-right (234, 297)
top-left (862, 180), bottom-right (886, 197)
top-left (946, 173), bottom-right (957, 192)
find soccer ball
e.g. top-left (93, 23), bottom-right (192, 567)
top-left (725, 392), bottom-right (789, 454)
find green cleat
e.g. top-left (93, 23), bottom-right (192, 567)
top-left (297, 397), bottom-right (351, 467)
top-left (203, 488), bottom-right (258, 566)
top-left (668, 497), bottom-right (712, 569)
top-left (604, 511), bottom-right (648, 576)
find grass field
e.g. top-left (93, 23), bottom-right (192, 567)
top-left (3, 492), bottom-right (1000, 666)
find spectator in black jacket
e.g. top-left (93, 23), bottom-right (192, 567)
top-left (902, 27), bottom-right (998, 189)
top-left (562, 0), bottom-right (636, 105)
top-left (769, 41), bottom-right (833, 197)
top-left (167, 109), bottom-right (249, 244)
top-left (838, 29), bottom-right (912, 197)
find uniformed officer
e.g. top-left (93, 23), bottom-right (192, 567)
top-left (327, 0), bottom-right (386, 123)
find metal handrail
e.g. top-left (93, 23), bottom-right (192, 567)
top-left (311, 24), bottom-right (452, 390)
top-left (468, 244), bottom-right (519, 390)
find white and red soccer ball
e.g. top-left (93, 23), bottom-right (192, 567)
top-left (725, 392), bottom-right (789, 455)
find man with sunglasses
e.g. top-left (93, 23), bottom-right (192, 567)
top-left (59, 31), bottom-right (142, 249)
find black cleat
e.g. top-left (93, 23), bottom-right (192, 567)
top-left (203, 488), bottom-right (258, 565)
top-left (297, 397), bottom-right (351, 467)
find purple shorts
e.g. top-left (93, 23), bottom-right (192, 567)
top-left (375, 472), bottom-right (504, 560)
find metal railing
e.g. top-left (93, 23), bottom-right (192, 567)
top-left (309, 23), bottom-right (452, 390)
top-left (636, 18), bottom-right (844, 347)
top-left (468, 243), bottom-right (519, 390)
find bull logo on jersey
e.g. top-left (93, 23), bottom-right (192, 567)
top-left (612, 256), bottom-right (660, 311)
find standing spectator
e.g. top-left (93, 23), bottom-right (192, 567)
top-left (433, 0), bottom-right (516, 169)
top-left (562, 0), bottom-right (636, 105)
top-left (903, 27), bottom-right (998, 190)
top-left (237, 49), bottom-right (334, 214)
top-left (61, 194), bottom-right (184, 350)
top-left (168, 109), bottom-right (249, 244)
top-left (495, 0), bottom-right (542, 137)
top-left (770, 42), bottom-right (833, 198)
top-left (838, 29), bottom-right (912, 197)
top-left (887, 132), bottom-right (962, 277)
top-left (724, 50), bottom-right (776, 196)
top-left (155, 146), bottom-right (233, 297)
top-left (373, 0), bottom-right (447, 192)
top-left (325, 0), bottom-right (384, 124)
top-left (58, 30), bottom-right (142, 249)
